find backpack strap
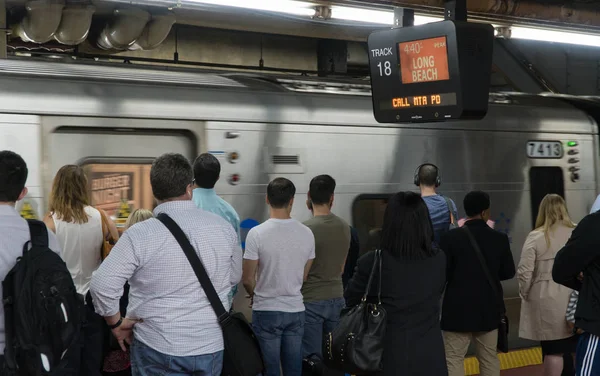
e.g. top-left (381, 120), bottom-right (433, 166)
top-left (26, 219), bottom-right (49, 249)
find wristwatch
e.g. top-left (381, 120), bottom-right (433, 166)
top-left (109, 317), bottom-right (123, 329)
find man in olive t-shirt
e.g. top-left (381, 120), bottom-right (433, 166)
top-left (302, 175), bottom-right (351, 357)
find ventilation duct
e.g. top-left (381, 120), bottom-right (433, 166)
top-left (13, 0), bottom-right (65, 44)
top-left (54, 5), bottom-right (96, 45)
top-left (129, 12), bottom-right (176, 50)
top-left (97, 8), bottom-right (150, 50)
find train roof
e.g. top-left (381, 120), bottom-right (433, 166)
top-left (0, 58), bottom-right (597, 134)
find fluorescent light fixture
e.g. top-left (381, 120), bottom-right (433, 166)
top-left (184, 0), bottom-right (315, 17)
top-left (510, 26), bottom-right (600, 48)
top-left (330, 6), bottom-right (441, 25)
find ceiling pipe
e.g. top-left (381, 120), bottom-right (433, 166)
top-left (54, 5), bottom-right (96, 45)
top-left (129, 12), bottom-right (176, 50)
top-left (13, 0), bottom-right (65, 44)
top-left (97, 8), bottom-right (151, 50)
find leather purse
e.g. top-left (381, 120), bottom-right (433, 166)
top-left (98, 209), bottom-right (115, 261)
top-left (323, 249), bottom-right (386, 374)
top-left (463, 226), bottom-right (509, 353)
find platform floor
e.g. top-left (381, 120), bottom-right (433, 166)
top-left (465, 347), bottom-right (542, 375)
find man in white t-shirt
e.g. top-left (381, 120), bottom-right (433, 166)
top-left (242, 177), bottom-right (315, 376)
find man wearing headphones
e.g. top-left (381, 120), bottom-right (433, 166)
top-left (414, 163), bottom-right (458, 245)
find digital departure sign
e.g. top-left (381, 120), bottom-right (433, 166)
top-left (368, 20), bottom-right (494, 123)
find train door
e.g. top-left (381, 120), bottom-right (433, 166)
top-left (528, 167), bottom-right (565, 228)
top-left (42, 117), bottom-right (199, 227)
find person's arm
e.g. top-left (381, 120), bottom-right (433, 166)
top-left (517, 232), bottom-right (537, 300)
top-left (499, 233), bottom-right (516, 281)
top-left (344, 252), bottom-right (373, 307)
top-left (343, 227), bottom-right (360, 289)
top-left (242, 229), bottom-right (259, 298)
top-left (450, 199), bottom-right (459, 225)
top-left (305, 229), bottom-right (316, 281)
top-left (553, 215), bottom-right (600, 290)
top-left (304, 259), bottom-right (314, 281)
top-left (90, 231), bottom-right (141, 350)
top-left (99, 209), bottom-right (119, 242)
top-left (226, 225), bottom-right (242, 287)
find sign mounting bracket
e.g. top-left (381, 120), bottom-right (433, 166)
top-left (393, 7), bottom-right (414, 28)
top-left (444, 0), bottom-right (467, 22)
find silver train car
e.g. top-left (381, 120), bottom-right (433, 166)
top-left (1, 59), bottom-right (600, 350)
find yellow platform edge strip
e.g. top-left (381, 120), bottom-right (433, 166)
top-left (464, 347), bottom-right (542, 375)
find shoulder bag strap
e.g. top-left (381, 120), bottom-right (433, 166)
top-left (156, 213), bottom-right (229, 324)
top-left (463, 226), bottom-right (501, 302)
top-left (443, 196), bottom-right (455, 224)
top-left (362, 250), bottom-right (380, 301)
top-left (377, 249), bottom-right (382, 304)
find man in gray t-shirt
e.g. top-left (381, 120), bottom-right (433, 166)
top-left (242, 178), bottom-right (314, 376)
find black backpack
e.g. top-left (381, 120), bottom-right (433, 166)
top-left (3, 220), bottom-right (82, 375)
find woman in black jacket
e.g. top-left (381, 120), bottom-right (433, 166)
top-left (345, 191), bottom-right (447, 376)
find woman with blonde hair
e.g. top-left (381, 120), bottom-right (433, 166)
top-left (43, 164), bottom-right (118, 376)
top-left (102, 209), bottom-right (153, 376)
top-left (518, 194), bottom-right (577, 376)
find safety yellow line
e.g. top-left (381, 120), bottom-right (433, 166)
top-left (464, 347), bottom-right (542, 375)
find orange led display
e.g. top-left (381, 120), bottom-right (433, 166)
top-left (399, 36), bottom-right (450, 85)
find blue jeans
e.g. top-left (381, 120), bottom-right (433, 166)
top-left (302, 298), bottom-right (345, 357)
top-left (252, 310), bottom-right (305, 376)
top-left (130, 339), bottom-right (223, 376)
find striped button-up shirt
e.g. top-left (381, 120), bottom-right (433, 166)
top-left (90, 200), bottom-right (242, 357)
top-left (0, 205), bottom-right (61, 353)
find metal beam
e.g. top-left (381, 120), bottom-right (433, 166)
top-left (0, 0), bottom-right (5, 59)
top-left (492, 38), bottom-right (558, 93)
top-left (325, 0), bottom-right (600, 30)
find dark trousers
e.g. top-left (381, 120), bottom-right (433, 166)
top-left (62, 302), bottom-right (105, 376)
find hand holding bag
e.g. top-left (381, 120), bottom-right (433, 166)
top-left (157, 213), bottom-right (264, 376)
top-left (463, 226), bottom-right (509, 353)
top-left (323, 249), bottom-right (386, 374)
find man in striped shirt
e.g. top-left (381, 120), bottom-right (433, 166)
top-left (91, 153), bottom-right (242, 376)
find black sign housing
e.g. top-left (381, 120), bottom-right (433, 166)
top-left (368, 20), bottom-right (494, 123)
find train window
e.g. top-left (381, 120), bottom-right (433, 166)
top-left (529, 167), bottom-right (564, 229)
top-left (352, 194), bottom-right (390, 257)
top-left (82, 162), bottom-right (155, 229)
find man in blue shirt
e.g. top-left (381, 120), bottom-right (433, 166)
top-left (415, 163), bottom-right (458, 245)
top-left (192, 153), bottom-right (241, 304)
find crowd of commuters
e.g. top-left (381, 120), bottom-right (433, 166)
top-left (1, 151), bottom-right (599, 376)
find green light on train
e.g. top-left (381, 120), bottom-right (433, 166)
top-left (567, 141), bottom-right (578, 147)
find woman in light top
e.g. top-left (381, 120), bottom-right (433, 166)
top-left (518, 194), bottom-right (576, 376)
top-left (44, 164), bottom-right (118, 376)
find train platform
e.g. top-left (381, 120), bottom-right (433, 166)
top-left (465, 347), bottom-right (543, 375)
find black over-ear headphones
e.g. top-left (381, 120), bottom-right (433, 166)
top-left (413, 163), bottom-right (441, 187)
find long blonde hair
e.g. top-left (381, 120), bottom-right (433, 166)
top-left (124, 209), bottom-right (153, 230)
top-left (49, 165), bottom-right (90, 224)
top-left (535, 194), bottom-right (575, 246)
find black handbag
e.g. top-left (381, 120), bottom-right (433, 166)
top-left (157, 213), bottom-right (265, 376)
top-left (323, 249), bottom-right (386, 374)
top-left (463, 226), bottom-right (509, 353)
